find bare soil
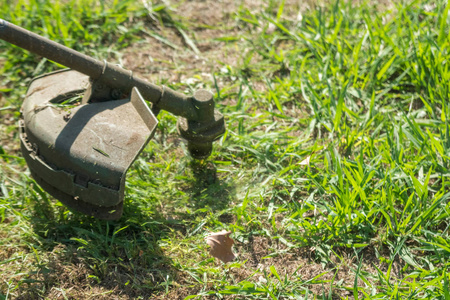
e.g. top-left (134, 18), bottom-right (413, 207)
top-left (122, 0), bottom-right (308, 85)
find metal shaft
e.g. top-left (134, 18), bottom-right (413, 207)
top-left (0, 18), bottom-right (199, 121)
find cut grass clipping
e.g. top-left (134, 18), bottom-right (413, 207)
top-left (1, 0), bottom-right (450, 299)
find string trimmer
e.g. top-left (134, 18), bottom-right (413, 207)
top-left (0, 19), bottom-right (225, 220)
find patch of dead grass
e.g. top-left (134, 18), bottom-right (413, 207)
top-left (231, 234), bottom-right (398, 299)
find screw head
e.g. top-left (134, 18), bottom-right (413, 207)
top-left (111, 89), bottom-right (122, 99)
top-left (193, 90), bottom-right (214, 106)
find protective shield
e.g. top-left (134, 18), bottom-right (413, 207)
top-left (20, 69), bottom-right (158, 220)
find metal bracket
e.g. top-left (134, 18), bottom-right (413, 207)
top-left (82, 61), bottom-right (133, 104)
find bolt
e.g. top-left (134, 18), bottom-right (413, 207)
top-left (193, 89), bottom-right (213, 104)
top-left (111, 89), bottom-right (122, 99)
top-left (94, 83), bottom-right (105, 92)
top-left (192, 89), bottom-right (215, 122)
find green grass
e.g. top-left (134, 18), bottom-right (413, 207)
top-left (1, 0), bottom-right (450, 299)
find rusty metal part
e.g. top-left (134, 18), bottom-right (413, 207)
top-left (20, 69), bottom-right (158, 219)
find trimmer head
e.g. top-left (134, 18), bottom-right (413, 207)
top-left (20, 70), bottom-right (158, 220)
top-left (1, 19), bottom-right (225, 220)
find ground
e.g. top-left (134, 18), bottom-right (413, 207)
top-left (1, 0), bottom-right (450, 299)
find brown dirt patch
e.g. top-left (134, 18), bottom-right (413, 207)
top-left (232, 235), bottom-right (396, 299)
top-left (121, 0), bottom-right (311, 86)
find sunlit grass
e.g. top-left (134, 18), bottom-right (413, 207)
top-left (1, 0), bottom-right (450, 299)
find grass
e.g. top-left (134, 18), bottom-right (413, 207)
top-left (1, 0), bottom-right (450, 299)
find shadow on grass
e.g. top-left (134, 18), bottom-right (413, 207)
top-left (186, 160), bottom-right (235, 213)
top-left (15, 193), bottom-right (177, 299)
top-left (13, 158), bottom-right (236, 299)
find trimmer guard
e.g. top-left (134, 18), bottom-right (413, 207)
top-left (20, 69), bottom-right (158, 220)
